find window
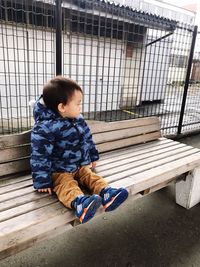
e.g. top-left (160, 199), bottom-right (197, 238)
top-left (170, 54), bottom-right (188, 68)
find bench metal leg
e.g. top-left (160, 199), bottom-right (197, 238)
top-left (175, 167), bottom-right (200, 209)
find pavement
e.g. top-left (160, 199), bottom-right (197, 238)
top-left (1, 134), bottom-right (200, 267)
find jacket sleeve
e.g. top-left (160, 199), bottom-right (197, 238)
top-left (82, 119), bottom-right (99, 162)
top-left (30, 123), bottom-right (55, 189)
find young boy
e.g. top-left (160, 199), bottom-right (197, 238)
top-left (31, 76), bottom-right (128, 223)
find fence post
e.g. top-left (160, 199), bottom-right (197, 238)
top-left (177, 25), bottom-right (198, 135)
top-left (55, 0), bottom-right (62, 75)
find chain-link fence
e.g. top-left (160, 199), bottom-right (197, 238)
top-left (0, 0), bottom-right (55, 133)
top-left (0, 0), bottom-right (199, 137)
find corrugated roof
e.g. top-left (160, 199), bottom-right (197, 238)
top-left (70, 0), bottom-right (178, 31)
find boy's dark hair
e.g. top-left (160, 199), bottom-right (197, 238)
top-left (43, 76), bottom-right (82, 114)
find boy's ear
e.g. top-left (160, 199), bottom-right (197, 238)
top-left (58, 103), bottom-right (65, 114)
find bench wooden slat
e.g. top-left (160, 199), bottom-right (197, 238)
top-left (0, 179), bottom-right (32, 195)
top-left (0, 140), bottom-right (179, 193)
top-left (0, 214), bottom-right (73, 260)
top-left (0, 117), bottom-right (159, 149)
top-left (0, 202), bottom-right (71, 237)
top-left (0, 130), bottom-right (31, 149)
top-left (0, 139), bottom-right (175, 192)
top-left (97, 142), bottom-right (187, 170)
top-left (0, 141), bottom-right (194, 195)
top-left (0, 196), bottom-right (58, 223)
top-left (0, 155), bottom-right (200, 260)
top-left (97, 131), bottom-right (161, 153)
top-left (104, 150), bottom-right (200, 183)
top-left (2, 149), bottom-right (200, 224)
top-left (0, 145), bottom-right (31, 163)
top-left (0, 186), bottom-right (33, 202)
top-left (111, 153), bottom-right (200, 194)
top-left (93, 123), bottom-right (160, 144)
top-left (1, 192), bottom-right (49, 212)
top-left (99, 137), bottom-right (172, 159)
top-left (0, 174), bottom-right (31, 188)
top-left (97, 144), bottom-right (190, 174)
top-left (0, 143), bottom-right (195, 198)
top-left (0, 158), bottom-right (30, 177)
top-left (0, 192), bottom-right (142, 260)
top-left (90, 117), bottom-right (159, 134)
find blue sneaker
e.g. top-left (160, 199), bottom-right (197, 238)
top-left (72, 195), bottom-right (102, 223)
top-left (101, 187), bottom-right (128, 212)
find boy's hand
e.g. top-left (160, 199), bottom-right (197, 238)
top-left (37, 188), bottom-right (52, 195)
top-left (91, 162), bottom-right (97, 168)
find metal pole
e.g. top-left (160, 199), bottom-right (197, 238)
top-left (55, 0), bottom-right (62, 75)
top-left (177, 25), bottom-right (198, 135)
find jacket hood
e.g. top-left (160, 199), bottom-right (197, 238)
top-left (33, 96), bottom-right (58, 122)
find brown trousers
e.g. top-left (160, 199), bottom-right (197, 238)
top-left (51, 166), bottom-right (108, 209)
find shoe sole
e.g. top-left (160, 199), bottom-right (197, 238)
top-left (104, 189), bottom-right (128, 212)
top-left (80, 196), bottom-right (102, 224)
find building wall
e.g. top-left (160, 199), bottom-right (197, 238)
top-left (63, 34), bottom-right (125, 113)
top-left (0, 23), bottom-right (54, 121)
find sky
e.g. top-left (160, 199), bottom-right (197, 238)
top-left (163, 0), bottom-right (197, 8)
top-left (163, 0), bottom-right (199, 26)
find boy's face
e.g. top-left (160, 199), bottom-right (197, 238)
top-left (58, 90), bottom-right (82, 118)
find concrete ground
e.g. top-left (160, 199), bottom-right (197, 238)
top-left (1, 134), bottom-right (200, 267)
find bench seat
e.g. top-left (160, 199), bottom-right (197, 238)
top-left (1, 117), bottom-right (200, 259)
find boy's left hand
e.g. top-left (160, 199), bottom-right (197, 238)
top-left (91, 162), bottom-right (97, 168)
top-left (38, 188), bottom-right (52, 195)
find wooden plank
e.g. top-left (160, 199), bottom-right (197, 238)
top-left (0, 174), bottom-right (31, 188)
top-left (90, 117), bottom-right (160, 134)
top-left (1, 192), bottom-right (49, 212)
top-left (0, 214), bottom-right (73, 260)
top-left (0, 143), bottom-right (189, 195)
top-left (0, 196), bottom-right (58, 223)
top-left (110, 153), bottom-right (200, 194)
top-left (0, 158), bottom-right (30, 177)
top-left (0, 193), bottom-right (142, 260)
top-left (103, 149), bottom-right (200, 183)
top-left (146, 178), bottom-right (175, 195)
top-left (0, 179), bottom-right (33, 195)
top-left (0, 202), bottom-right (69, 236)
top-left (97, 131), bottom-right (161, 153)
top-left (0, 145), bottom-right (31, 163)
top-left (0, 117), bottom-right (159, 149)
top-left (97, 142), bottom-right (187, 169)
top-left (96, 143), bottom-right (188, 173)
top-left (0, 130), bottom-right (31, 149)
top-left (99, 137), bottom-right (173, 160)
top-left (93, 124), bottom-right (160, 144)
top-left (0, 186), bottom-right (34, 202)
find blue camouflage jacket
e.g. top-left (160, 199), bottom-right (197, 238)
top-left (31, 97), bottom-right (99, 189)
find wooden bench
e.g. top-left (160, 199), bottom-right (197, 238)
top-left (1, 116), bottom-right (200, 260)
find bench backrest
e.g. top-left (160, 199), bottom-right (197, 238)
top-left (0, 117), bottom-right (160, 177)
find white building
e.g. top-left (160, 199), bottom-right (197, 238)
top-left (0, 0), bottom-right (197, 131)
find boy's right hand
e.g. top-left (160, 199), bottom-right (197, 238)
top-left (37, 188), bottom-right (52, 195)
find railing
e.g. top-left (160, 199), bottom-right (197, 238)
top-left (0, 0), bottom-right (199, 137)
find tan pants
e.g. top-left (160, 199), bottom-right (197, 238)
top-left (51, 166), bottom-right (108, 209)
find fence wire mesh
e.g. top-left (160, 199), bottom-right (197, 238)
top-left (0, 0), bottom-right (200, 137)
top-left (0, 0), bottom-right (55, 134)
top-left (181, 31), bottom-right (200, 134)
